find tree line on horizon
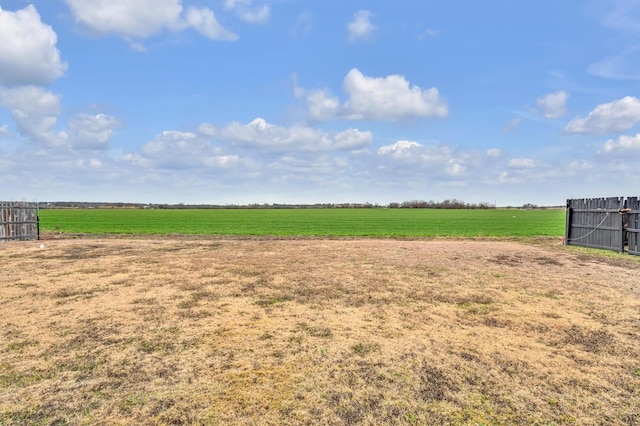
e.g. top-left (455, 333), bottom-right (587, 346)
top-left (37, 199), bottom-right (553, 210)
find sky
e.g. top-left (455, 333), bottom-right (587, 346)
top-left (1, 0), bottom-right (640, 206)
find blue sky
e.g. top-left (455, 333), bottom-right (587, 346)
top-left (1, 0), bottom-right (639, 205)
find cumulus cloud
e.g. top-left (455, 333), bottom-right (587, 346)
top-left (0, 5), bottom-right (67, 86)
top-left (296, 69), bottom-right (448, 122)
top-left (210, 118), bottom-right (372, 152)
top-left (68, 113), bottom-right (121, 150)
top-left (0, 87), bottom-right (123, 151)
top-left (378, 140), bottom-right (426, 159)
top-left (377, 141), bottom-right (468, 177)
top-left (184, 7), bottom-right (239, 40)
top-left (298, 89), bottom-right (341, 122)
top-left (223, 0), bottom-right (270, 24)
top-left (347, 10), bottom-right (375, 42)
top-left (564, 96), bottom-right (640, 134)
top-left (376, 140), bottom-right (516, 185)
top-left (600, 133), bottom-right (640, 155)
top-left (378, 141), bottom-right (461, 176)
top-left (0, 86), bottom-right (65, 146)
top-left (140, 130), bottom-right (239, 169)
top-left (537, 91), bottom-right (569, 119)
top-left (343, 69), bottom-right (448, 120)
top-left (64, 0), bottom-right (238, 41)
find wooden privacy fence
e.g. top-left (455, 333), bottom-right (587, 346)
top-left (565, 197), bottom-right (640, 255)
top-left (627, 197), bottom-right (640, 256)
top-left (0, 201), bottom-right (39, 242)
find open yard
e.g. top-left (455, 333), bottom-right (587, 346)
top-left (1, 236), bottom-right (639, 424)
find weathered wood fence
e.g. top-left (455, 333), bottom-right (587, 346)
top-left (627, 197), bottom-right (640, 256)
top-left (565, 197), bottom-right (640, 255)
top-left (0, 201), bottom-right (39, 242)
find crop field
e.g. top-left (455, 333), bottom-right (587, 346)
top-left (1, 236), bottom-right (639, 425)
top-left (39, 208), bottom-right (565, 237)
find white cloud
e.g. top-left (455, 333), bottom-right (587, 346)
top-left (64, 0), bottom-right (238, 41)
top-left (564, 96), bottom-right (640, 134)
top-left (0, 86), bottom-right (61, 116)
top-left (213, 118), bottom-right (372, 152)
top-left (76, 158), bottom-right (103, 169)
top-left (376, 141), bottom-right (536, 187)
top-left (0, 5), bottom-right (67, 86)
top-left (140, 130), bottom-right (239, 169)
top-left (223, 0), bottom-right (242, 8)
top-left (68, 113), bottom-right (121, 150)
top-left (347, 10), bottom-right (375, 42)
top-left (0, 86), bottom-right (65, 146)
top-left (297, 69), bottom-right (448, 122)
top-left (342, 69), bottom-right (448, 121)
top-left (268, 155), bottom-right (351, 179)
top-left (0, 124), bottom-right (10, 139)
top-left (184, 7), bottom-right (239, 40)
top-left (600, 133), bottom-right (640, 155)
top-left (240, 6), bottom-right (270, 24)
top-left (537, 91), bottom-right (569, 119)
top-left (300, 89), bottom-right (341, 122)
top-left (378, 140), bottom-right (424, 158)
top-left (377, 140), bottom-right (471, 177)
top-left (222, 0), bottom-right (270, 24)
top-left (567, 159), bottom-right (592, 172)
top-left (487, 148), bottom-right (503, 157)
top-left (0, 87), bottom-right (122, 150)
top-left (502, 118), bottom-right (522, 132)
top-left (508, 158), bottom-right (537, 169)
top-left (64, 0), bottom-right (182, 38)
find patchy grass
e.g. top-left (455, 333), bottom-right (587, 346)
top-left (0, 237), bottom-right (639, 425)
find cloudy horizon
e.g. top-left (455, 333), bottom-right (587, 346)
top-left (1, 1), bottom-right (640, 206)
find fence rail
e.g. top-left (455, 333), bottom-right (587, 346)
top-left (0, 202), bottom-right (39, 242)
top-left (627, 197), bottom-right (640, 256)
top-left (565, 197), bottom-right (640, 255)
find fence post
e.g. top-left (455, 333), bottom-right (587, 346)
top-left (564, 200), bottom-right (572, 245)
top-left (36, 202), bottom-right (40, 241)
top-left (619, 198), bottom-right (626, 253)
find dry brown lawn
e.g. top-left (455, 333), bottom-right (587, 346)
top-left (1, 236), bottom-right (639, 425)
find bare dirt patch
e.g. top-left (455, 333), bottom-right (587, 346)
top-left (1, 237), bottom-right (639, 425)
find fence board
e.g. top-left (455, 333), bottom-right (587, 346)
top-left (0, 202), bottom-right (39, 242)
top-left (565, 197), bottom-right (625, 252)
top-left (627, 197), bottom-right (640, 256)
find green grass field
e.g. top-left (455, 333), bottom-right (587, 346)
top-left (39, 208), bottom-right (565, 237)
